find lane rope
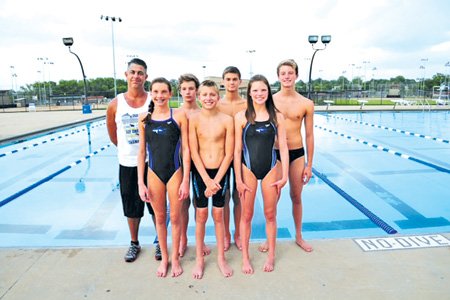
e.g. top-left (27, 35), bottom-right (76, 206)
top-left (326, 114), bottom-right (449, 144)
top-left (0, 121), bottom-right (106, 158)
top-left (312, 167), bottom-right (398, 234)
top-left (315, 124), bottom-right (450, 174)
top-left (0, 143), bottom-right (111, 208)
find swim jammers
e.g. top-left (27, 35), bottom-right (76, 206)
top-left (192, 168), bottom-right (229, 208)
top-left (145, 109), bottom-right (181, 184)
top-left (242, 120), bottom-right (277, 180)
top-left (275, 147), bottom-right (305, 164)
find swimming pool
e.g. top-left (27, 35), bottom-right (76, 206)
top-left (0, 111), bottom-right (449, 248)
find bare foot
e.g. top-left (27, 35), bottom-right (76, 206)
top-left (171, 260), bottom-right (183, 277)
top-left (156, 260), bottom-right (169, 278)
top-left (224, 236), bottom-right (231, 252)
top-left (192, 259), bottom-right (204, 279)
top-left (203, 243), bottom-right (211, 256)
top-left (296, 238), bottom-right (313, 252)
top-left (179, 243), bottom-right (187, 257)
top-left (242, 258), bottom-right (254, 275)
top-left (234, 234), bottom-right (242, 251)
top-left (263, 256), bottom-right (275, 272)
top-left (258, 241), bottom-right (268, 253)
top-left (218, 259), bottom-right (233, 278)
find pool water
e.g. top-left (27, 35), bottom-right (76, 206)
top-left (0, 111), bottom-right (449, 248)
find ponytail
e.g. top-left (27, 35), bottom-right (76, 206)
top-left (142, 100), bottom-right (154, 124)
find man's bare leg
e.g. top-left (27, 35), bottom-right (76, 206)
top-left (127, 217), bottom-right (140, 242)
top-left (257, 159), bottom-right (313, 253)
top-left (290, 159), bottom-right (312, 252)
top-left (292, 197), bottom-right (312, 252)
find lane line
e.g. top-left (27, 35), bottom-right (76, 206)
top-left (0, 143), bottom-right (111, 208)
top-left (0, 121), bottom-right (106, 158)
top-left (315, 124), bottom-right (450, 174)
top-left (326, 114), bottom-right (449, 144)
top-left (312, 167), bottom-right (398, 234)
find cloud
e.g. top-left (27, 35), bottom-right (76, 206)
top-left (1, 0), bottom-right (450, 90)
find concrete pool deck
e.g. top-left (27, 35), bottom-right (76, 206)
top-left (1, 107), bottom-right (449, 299)
top-left (1, 236), bottom-right (449, 299)
top-left (0, 109), bottom-right (106, 143)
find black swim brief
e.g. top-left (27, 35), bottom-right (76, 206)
top-left (275, 147), bottom-right (305, 164)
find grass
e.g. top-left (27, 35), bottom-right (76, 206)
top-left (323, 97), bottom-right (441, 106)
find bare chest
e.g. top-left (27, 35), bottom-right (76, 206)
top-left (277, 103), bottom-right (305, 122)
top-left (197, 124), bottom-right (225, 142)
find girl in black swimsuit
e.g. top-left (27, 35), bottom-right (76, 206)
top-left (137, 77), bottom-right (190, 278)
top-left (234, 75), bottom-right (289, 274)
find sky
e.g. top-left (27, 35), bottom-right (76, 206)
top-left (1, 0), bottom-right (449, 91)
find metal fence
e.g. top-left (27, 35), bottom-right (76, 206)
top-left (0, 93), bottom-right (109, 112)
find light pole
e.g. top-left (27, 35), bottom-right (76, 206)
top-left (44, 61), bottom-right (54, 97)
top-left (419, 65), bottom-right (426, 100)
top-left (247, 49), bottom-right (256, 78)
top-left (202, 65), bottom-right (206, 80)
top-left (371, 67), bottom-right (377, 97)
top-left (45, 61), bottom-right (54, 109)
top-left (37, 57), bottom-right (48, 104)
top-left (362, 60), bottom-right (370, 91)
top-left (101, 15), bottom-right (122, 98)
top-left (318, 69), bottom-right (323, 91)
top-left (307, 35), bottom-right (331, 100)
top-left (126, 54), bottom-right (138, 65)
top-left (9, 66), bottom-right (17, 97)
top-left (420, 58), bottom-right (428, 100)
top-left (445, 61), bottom-right (450, 90)
top-left (37, 71), bottom-right (42, 105)
top-left (356, 66), bottom-right (362, 91)
top-left (62, 37), bottom-right (90, 114)
top-left (350, 63), bottom-right (355, 93)
top-left (341, 70), bottom-right (346, 92)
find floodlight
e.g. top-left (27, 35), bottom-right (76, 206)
top-left (321, 35), bottom-right (332, 44)
top-left (308, 35), bottom-right (319, 44)
top-left (62, 37), bottom-right (74, 47)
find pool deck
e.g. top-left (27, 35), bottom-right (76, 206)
top-left (1, 108), bottom-right (450, 299)
top-left (0, 109), bottom-right (106, 143)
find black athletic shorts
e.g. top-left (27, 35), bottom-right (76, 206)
top-left (119, 164), bottom-right (154, 218)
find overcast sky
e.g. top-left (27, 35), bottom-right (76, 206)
top-left (1, 0), bottom-right (449, 91)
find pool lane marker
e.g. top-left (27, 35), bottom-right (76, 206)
top-left (0, 143), bottom-right (111, 208)
top-left (315, 124), bottom-right (450, 174)
top-left (327, 114), bottom-right (449, 144)
top-left (0, 121), bottom-right (106, 158)
top-left (312, 167), bottom-right (398, 234)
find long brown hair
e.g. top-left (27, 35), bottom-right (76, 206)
top-left (245, 74), bottom-right (278, 126)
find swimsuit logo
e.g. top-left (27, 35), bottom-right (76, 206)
top-left (152, 128), bottom-right (165, 134)
top-left (256, 127), bottom-right (268, 133)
